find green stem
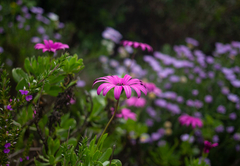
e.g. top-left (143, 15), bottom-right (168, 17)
top-left (96, 99), bottom-right (120, 149)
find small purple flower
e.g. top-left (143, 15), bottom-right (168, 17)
top-left (194, 112), bottom-right (202, 118)
top-left (26, 95), bottom-right (32, 101)
top-left (58, 22), bottom-right (65, 29)
top-left (76, 80), bottom-right (86, 87)
top-left (37, 26), bottom-right (45, 34)
top-left (212, 135), bottom-right (219, 143)
top-left (6, 105), bottom-right (13, 111)
top-left (19, 90), bottom-right (29, 95)
top-left (146, 107), bottom-right (156, 118)
top-left (229, 112), bottom-right (237, 120)
top-left (192, 89), bottom-right (198, 96)
top-left (217, 105), bottom-right (226, 114)
top-left (221, 87), bottom-right (229, 95)
top-left (54, 33), bottom-right (61, 40)
top-left (0, 46), bottom-right (4, 53)
top-left (26, 156), bottom-right (29, 160)
top-left (31, 37), bottom-right (41, 43)
top-left (146, 119), bottom-right (154, 127)
top-left (157, 140), bottom-right (166, 146)
top-left (176, 96), bottom-right (184, 103)
top-left (236, 145), bottom-right (240, 151)
top-left (20, 158), bottom-right (23, 162)
top-left (4, 143), bottom-right (11, 148)
top-left (228, 94), bottom-right (239, 103)
top-left (231, 80), bottom-right (240, 88)
top-left (186, 37), bottom-right (199, 46)
top-left (186, 99), bottom-right (194, 107)
top-left (0, 27), bottom-right (4, 34)
top-left (205, 95), bottom-right (213, 103)
top-left (151, 132), bottom-right (162, 141)
top-left (215, 125), bottom-right (224, 133)
top-left (4, 149), bottom-right (10, 154)
top-left (194, 100), bottom-right (203, 109)
top-left (226, 126), bottom-right (234, 133)
top-left (233, 133), bottom-right (240, 141)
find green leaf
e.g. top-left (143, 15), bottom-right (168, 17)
top-left (12, 68), bottom-right (28, 82)
top-left (34, 158), bottom-right (50, 166)
top-left (16, 78), bottom-right (28, 91)
top-left (49, 155), bottom-right (55, 165)
top-left (68, 138), bottom-right (77, 148)
top-left (98, 148), bottom-right (112, 163)
top-left (111, 159), bottom-right (122, 166)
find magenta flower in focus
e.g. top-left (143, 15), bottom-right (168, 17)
top-left (178, 114), bottom-right (203, 129)
top-left (34, 40), bottom-right (69, 53)
top-left (203, 140), bottom-right (218, 153)
top-left (126, 97), bottom-right (146, 107)
top-left (121, 40), bottom-right (153, 52)
top-left (93, 74), bottom-right (147, 100)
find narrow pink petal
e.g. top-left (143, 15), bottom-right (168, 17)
top-left (126, 79), bottom-right (141, 85)
top-left (114, 86), bottom-right (123, 100)
top-left (34, 43), bottom-right (46, 49)
top-left (122, 74), bottom-right (132, 84)
top-left (139, 43), bottom-right (146, 51)
top-left (44, 40), bottom-right (49, 46)
top-left (130, 85), bottom-right (141, 97)
top-left (123, 85), bottom-right (132, 99)
top-left (133, 42), bottom-right (140, 48)
top-left (132, 85), bottom-right (147, 96)
top-left (97, 83), bottom-right (111, 95)
top-left (102, 84), bottom-right (115, 96)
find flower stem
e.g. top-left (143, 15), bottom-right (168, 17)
top-left (96, 99), bottom-right (120, 149)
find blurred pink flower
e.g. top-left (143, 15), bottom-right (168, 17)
top-left (203, 140), bottom-right (218, 153)
top-left (126, 97), bottom-right (146, 107)
top-left (117, 108), bottom-right (136, 121)
top-left (34, 40), bottom-right (69, 53)
top-left (143, 82), bottom-right (161, 95)
top-left (121, 40), bottom-right (153, 52)
top-left (93, 74), bottom-right (147, 100)
top-left (178, 114), bottom-right (203, 128)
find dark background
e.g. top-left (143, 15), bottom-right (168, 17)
top-left (37, 0), bottom-right (240, 54)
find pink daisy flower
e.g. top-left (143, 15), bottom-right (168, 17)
top-left (203, 140), bottom-right (218, 153)
top-left (34, 40), bottom-right (69, 53)
top-left (126, 97), bottom-right (146, 107)
top-left (178, 114), bottom-right (203, 128)
top-left (121, 40), bottom-right (153, 52)
top-left (93, 74), bottom-right (147, 100)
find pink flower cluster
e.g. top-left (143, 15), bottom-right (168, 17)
top-left (178, 114), bottom-right (203, 129)
top-left (112, 108), bottom-right (136, 121)
top-left (34, 40), bottom-right (69, 53)
top-left (121, 40), bottom-right (153, 52)
top-left (126, 97), bottom-right (146, 108)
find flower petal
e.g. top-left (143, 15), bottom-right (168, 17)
top-left (102, 84), bottom-right (115, 96)
top-left (114, 86), bottom-right (123, 100)
top-left (97, 83), bottom-right (111, 95)
top-left (123, 85), bottom-right (132, 99)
